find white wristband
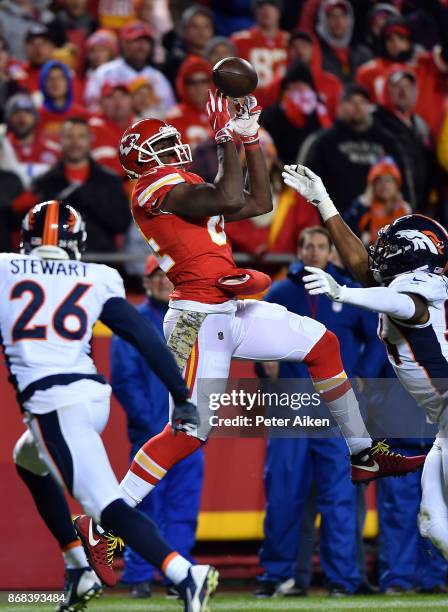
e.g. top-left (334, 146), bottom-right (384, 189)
top-left (318, 197), bottom-right (339, 222)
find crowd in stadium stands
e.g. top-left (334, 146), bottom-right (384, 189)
top-left (2, 0), bottom-right (448, 596)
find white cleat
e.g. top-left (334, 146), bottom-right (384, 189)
top-left (177, 564), bottom-right (219, 612)
top-left (418, 508), bottom-right (448, 561)
top-left (58, 567), bottom-right (103, 611)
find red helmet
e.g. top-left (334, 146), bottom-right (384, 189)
top-left (118, 118), bottom-right (192, 179)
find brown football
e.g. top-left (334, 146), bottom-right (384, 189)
top-left (212, 57), bottom-right (258, 98)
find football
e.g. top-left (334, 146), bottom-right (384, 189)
top-left (212, 57), bottom-right (258, 98)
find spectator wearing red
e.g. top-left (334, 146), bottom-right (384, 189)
top-left (89, 83), bottom-right (134, 175)
top-left (225, 129), bottom-right (319, 256)
top-left (14, 117), bottom-right (131, 253)
top-left (0, 34), bottom-right (27, 122)
top-left (344, 156), bottom-right (411, 247)
top-left (38, 60), bottom-right (89, 142)
top-left (257, 30), bottom-right (342, 120)
top-left (50, 0), bottom-right (98, 74)
top-left (5, 93), bottom-right (60, 187)
top-left (85, 29), bottom-right (119, 74)
top-left (260, 60), bottom-right (331, 164)
top-left (314, 0), bottom-right (372, 84)
top-left (166, 56), bottom-right (213, 152)
top-left (356, 14), bottom-right (448, 139)
top-left (231, 0), bottom-right (288, 104)
top-left (0, 0), bottom-right (55, 62)
top-left (18, 24), bottom-right (57, 95)
top-left (85, 21), bottom-right (175, 113)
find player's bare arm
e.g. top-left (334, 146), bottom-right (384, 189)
top-left (283, 164), bottom-right (430, 325)
top-left (162, 91), bottom-right (245, 219)
top-left (283, 164), bottom-right (374, 286)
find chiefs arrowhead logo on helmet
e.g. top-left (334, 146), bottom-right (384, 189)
top-left (119, 118), bottom-right (192, 179)
top-left (119, 133), bottom-right (140, 157)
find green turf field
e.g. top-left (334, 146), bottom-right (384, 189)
top-left (2, 593), bottom-right (448, 612)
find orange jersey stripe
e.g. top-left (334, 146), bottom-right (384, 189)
top-left (42, 200), bottom-right (59, 246)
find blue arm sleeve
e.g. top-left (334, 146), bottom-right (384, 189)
top-left (100, 297), bottom-right (189, 403)
top-left (353, 310), bottom-right (387, 378)
top-left (110, 335), bottom-right (152, 432)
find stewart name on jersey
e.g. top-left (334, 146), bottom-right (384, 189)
top-left (132, 165), bottom-right (237, 303)
top-left (0, 253), bottom-right (125, 395)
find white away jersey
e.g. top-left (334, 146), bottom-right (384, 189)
top-left (378, 270), bottom-right (448, 423)
top-left (0, 253), bottom-right (125, 394)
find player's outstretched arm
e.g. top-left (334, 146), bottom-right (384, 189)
top-left (162, 91), bottom-right (245, 219)
top-left (282, 164), bottom-right (375, 286)
top-left (302, 266), bottom-right (429, 324)
top-left (100, 297), bottom-right (199, 431)
top-left (224, 95), bottom-right (273, 222)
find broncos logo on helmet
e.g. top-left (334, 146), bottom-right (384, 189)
top-left (369, 214), bottom-right (448, 283)
top-left (21, 201), bottom-right (86, 261)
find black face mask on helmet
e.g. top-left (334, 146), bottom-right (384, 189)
top-left (368, 214), bottom-right (448, 284)
top-left (21, 200), bottom-right (87, 261)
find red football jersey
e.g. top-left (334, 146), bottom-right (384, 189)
top-left (231, 27), bottom-right (289, 90)
top-left (356, 53), bottom-right (447, 139)
top-left (132, 165), bottom-right (237, 303)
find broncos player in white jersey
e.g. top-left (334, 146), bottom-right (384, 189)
top-left (282, 163), bottom-right (448, 562)
top-left (3, 201), bottom-right (217, 612)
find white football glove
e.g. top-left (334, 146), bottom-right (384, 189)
top-left (231, 95), bottom-right (261, 144)
top-left (303, 266), bottom-right (347, 302)
top-left (282, 165), bottom-right (338, 221)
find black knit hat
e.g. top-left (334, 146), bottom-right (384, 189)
top-left (290, 30), bottom-right (313, 45)
top-left (341, 83), bottom-right (371, 101)
top-left (281, 60), bottom-right (315, 90)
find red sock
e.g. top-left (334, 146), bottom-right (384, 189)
top-left (120, 425), bottom-right (202, 505)
top-left (304, 330), bottom-right (351, 400)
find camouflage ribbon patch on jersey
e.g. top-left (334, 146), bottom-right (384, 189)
top-left (167, 310), bottom-right (208, 372)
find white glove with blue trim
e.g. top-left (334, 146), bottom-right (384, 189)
top-left (282, 165), bottom-right (338, 221)
top-left (303, 266), bottom-right (346, 301)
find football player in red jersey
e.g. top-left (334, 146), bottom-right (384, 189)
top-left (76, 90), bottom-right (426, 586)
top-left (111, 88), bottom-right (425, 505)
top-left (231, 0), bottom-right (289, 101)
